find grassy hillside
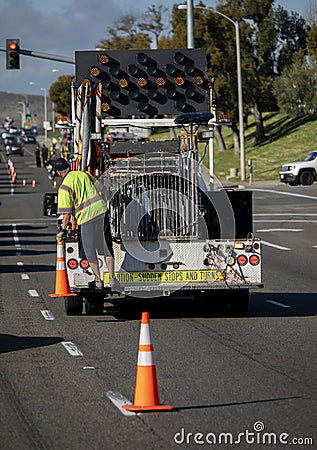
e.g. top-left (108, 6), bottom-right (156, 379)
top-left (211, 112), bottom-right (317, 182)
top-left (153, 112), bottom-right (317, 182)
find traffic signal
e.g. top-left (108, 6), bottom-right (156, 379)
top-left (6, 39), bottom-right (20, 70)
top-left (75, 49), bottom-right (209, 117)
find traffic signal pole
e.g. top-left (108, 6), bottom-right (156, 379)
top-left (0, 45), bottom-right (74, 65)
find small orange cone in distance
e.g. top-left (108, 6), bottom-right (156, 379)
top-left (122, 312), bottom-right (173, 412)
top-left (32, 179), bottom-right (36, 188)
top-left (53, 180), bottom-right (57, 188)
top-left (22, 179), bottom-right (26, 186)
top-left (49, 239), bottom-right (77, 298)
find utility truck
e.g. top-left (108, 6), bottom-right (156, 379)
top-left (44, 48), bottom-right (263, 316)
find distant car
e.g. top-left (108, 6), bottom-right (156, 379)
top-left (8, 126), bottom-right (20, 135)
top-left (3, 134), bottom-right (17, 146)
top-left (280, 150), bottom-right (317, 185)
top-left (1, 130), bottom-right (12, 140)
top-left (21, 130), bottom-right (36, 143)
top-left (5, 138), bottom-right (23, 156)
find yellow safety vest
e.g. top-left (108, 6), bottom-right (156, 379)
top-left (57, 171), bottom-right (107, 225)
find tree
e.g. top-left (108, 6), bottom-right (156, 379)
top-left (97, 14), bottom-right (151, 50)
top-left (306, 1), bottom-right (317, 59)
top-left (241, 1), bottom-right (308, 142)
top-left (273, 51), bottom-right (317, 116)
top-left (49, 75), bottom-right (74, 118)
top-left (138, 4), bottom-right (169, 49)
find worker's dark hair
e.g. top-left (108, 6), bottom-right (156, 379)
top-left (55, 158), bottom-right (69, 171)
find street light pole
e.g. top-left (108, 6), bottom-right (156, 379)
top-left (18, 101), bottom-right (26, 128)
top-left (51, 69), bottom-right (60, 131)
top-left (235, 21), bottom-right (245, 181)
top-left (40, 87), bottom-right (48, 143)
top-left (187, 0), bottom-right (195, 48)
top-left (178, 3), bottom-right (246, 181)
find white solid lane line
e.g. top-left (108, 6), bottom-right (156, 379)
top-left (62, 342), bottom-right (83, 356)
top-left (254, 213), bottom-right (317, 216)
top-left (255, 220), bottom-right (317, 223)
top-left (251, 188), bottom-right (317, 201)
top-left (266, 300), bottom-right (291, 308)
top-left (256, 229), bottom-right (303, 232)
top-left (261, 240), bottom-right (291, 251)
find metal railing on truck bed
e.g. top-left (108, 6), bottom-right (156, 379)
top-left (105, 151), bottom-right (200, 241)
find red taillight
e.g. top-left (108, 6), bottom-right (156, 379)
top-left (249, 255), bottom-right (260, 266)
top-left (67, 246), bottom-right (74, 253)
top-left (80, 259), bottom-right (89, 269)
top-left (253, 242), bottom-right (260, 250)
top-left (148, 263), bottom-right (155, 270)
top-left (161, 263), bottom-right (167, 270)
top-left (237, 254), bottom-right (248, 266)
top-left (67, 259), bottom-right (78, 269)
top-left (173, 262), bottom-right (180, 269)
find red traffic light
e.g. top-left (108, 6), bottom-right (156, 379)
top-left (9, 41), bottom-right (18, 50)
top-left (6, 38), bottom-right (20, 70)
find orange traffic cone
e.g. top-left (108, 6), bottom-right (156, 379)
top-left (53, 180), bottom-right (57, 188)
top-left (11, 172), bottom-right (17, 184)
top-left (49, 239), bottom-right (77, 298)
top-left (22, 179), bottom-right (26, 186)
top-left (122, 312), bottom-right (173, 412)
top-left (32, 179), bottom-right (36, 188)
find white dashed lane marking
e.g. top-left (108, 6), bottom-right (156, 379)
top-left (21, 274), bottom-right (30, 280)
top-left (41, 310), bottom-right (55, 321)
top-left (106, 391), bottom-right (136, 416)
top-left (28, 289), bottom-right (39, 297)
top-left (62, 342), bottom-right (83, 356)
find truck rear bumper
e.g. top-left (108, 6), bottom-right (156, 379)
top-left (71, 282), bottom-right (263, 298)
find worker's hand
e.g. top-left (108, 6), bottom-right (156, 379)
top-left (56, 228), bottom-right (67, 241)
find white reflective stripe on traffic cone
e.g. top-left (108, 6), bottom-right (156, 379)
top-left (137, 350), bottom-right (155, 366)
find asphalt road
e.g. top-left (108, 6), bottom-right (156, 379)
top-left (1, 148), bottom-right (316, 449)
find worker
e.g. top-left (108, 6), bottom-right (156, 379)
top-left (54, 157), bottom-right (121, 291)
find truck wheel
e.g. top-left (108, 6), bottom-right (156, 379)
top-left (299, 170), bottom-right (314, 185)
top-left (225, 289), bottom-right (249, 316)
top-left (64, 296), bottom-right (83, 316)
top-left (85, 297), bottom-right (104, 315)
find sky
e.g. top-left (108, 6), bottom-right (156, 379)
top-left (0, 0), bottom-right (313, 96)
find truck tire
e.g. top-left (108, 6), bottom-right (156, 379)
top-left (225, 289), bottom-right (249, 316)
top-left (85, 297), bottom-right (104, 315)
top-left (64, 296), bottom-right (83, 316)
top-left (299, 170), bottom-right (314, 185)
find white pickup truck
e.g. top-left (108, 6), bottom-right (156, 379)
top-left (280, 150), bottom-right (317, 185)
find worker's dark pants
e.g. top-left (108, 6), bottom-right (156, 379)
top-left (78, 212), bottom-right (114, 263)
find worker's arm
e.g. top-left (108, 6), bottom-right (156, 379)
top-left (61, 213), bottom-right (72, 230)
top-left (56, 213), bottom-right (72, 240)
